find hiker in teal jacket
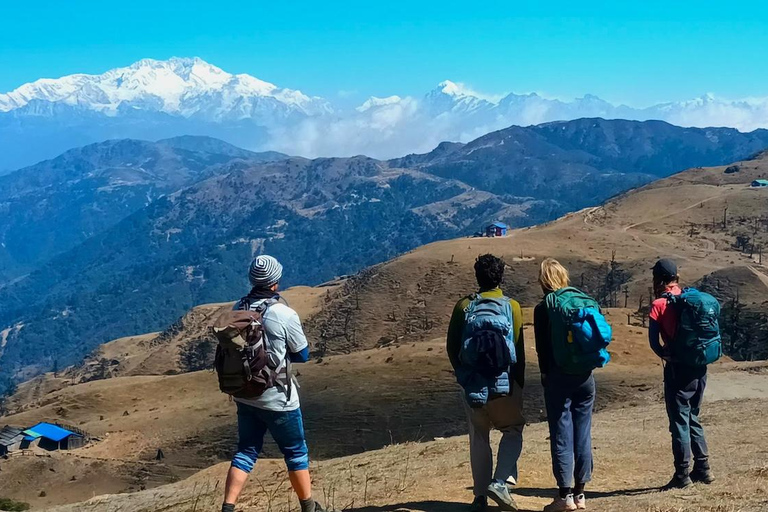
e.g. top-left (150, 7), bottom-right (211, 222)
top-left (447, 254), bottom-right (525, 512)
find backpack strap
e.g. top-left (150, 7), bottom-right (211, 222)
top-left (245, 297), bottom-right (295, 398)
top-left (463, 293), bottom-right (481, 314)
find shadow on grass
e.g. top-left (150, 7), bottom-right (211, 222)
top-left (513, 486), bottom-right (661, 499)
top-left (348, 500), bottom-right (539, 512)
top-left (342, 486), bottom-right (660, 512)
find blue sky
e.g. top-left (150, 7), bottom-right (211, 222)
top-left (2, 0), bottom-right (768, 106)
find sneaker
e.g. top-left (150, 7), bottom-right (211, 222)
top-left (573, 493), bottom-right (586, 510)
top-left (662, 474), bottom-right (693, 490)
top-left (543, 494), bottom-right (577, 512)
top-left (470, 495), bottom-right (488, 512)
top-left (690, 467), bottom-right (715, 484)
top-left (487, 481), bottom-right (519, 511)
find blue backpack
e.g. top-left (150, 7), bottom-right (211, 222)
top-left (459, 296), bottom-right (517, 378)
top-left (545, 287), bottom-right (612, 374)
top-left (664, 288), bottom-right (722, 366)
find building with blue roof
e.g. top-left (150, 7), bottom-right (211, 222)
top-left (485, 221), bottom-right (509, 237)
top-left (23, 422), bottom-right (85, 451)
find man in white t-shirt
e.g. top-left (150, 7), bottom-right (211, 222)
top-left (221, 255), bottom-right (326, 512)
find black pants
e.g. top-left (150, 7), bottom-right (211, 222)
top-left (664, 363), bottom-right (709, 477)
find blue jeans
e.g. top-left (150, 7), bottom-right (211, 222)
top-left (544, 371), bottom-right (596, 488)
top-left (231, 402), bottom-right (309, 473)
top-left (664, 363), bottom-right (709, 477)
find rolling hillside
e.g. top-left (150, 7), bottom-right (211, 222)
top-left (1, 153), bottom-right (767, 510)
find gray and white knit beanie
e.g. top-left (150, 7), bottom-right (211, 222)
top-left (248, 255), bottom-right (283, 288)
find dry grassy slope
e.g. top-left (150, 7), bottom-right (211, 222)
top-left (306, 154), bottom-right (768, 355)
top-left (43, 373), bottom-right (768, 512)
top-left (699, 265), bottom-right (768, 306)
top-left (1, 316), bottom-right (671, 510)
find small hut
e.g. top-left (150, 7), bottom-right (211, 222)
top-left (485, 222), bottom-right (509, 237)
top-left (0, 426), bottom-right (25, 456)
top-left (751, 179), bottom-right (768, 188)
top-left (23, 423), bottom-right (84, 451)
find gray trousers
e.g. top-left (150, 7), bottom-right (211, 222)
top-left (465, 382), bottom-right (525, 496)
top-left (664, 363), bottom-right (709, 477)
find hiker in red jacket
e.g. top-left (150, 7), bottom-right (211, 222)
top-left (648, 259), bottom-right (715, 490)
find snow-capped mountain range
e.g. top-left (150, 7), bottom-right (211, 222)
top-left (2, 56), bottom-right (768, 170)
top-left (0, 57), bottom-right (330, 120)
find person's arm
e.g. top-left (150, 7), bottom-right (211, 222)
top-left (284, 310), bottom-right (310, 363)
top-left (648, 300), bottom-right (670, 361)
top-left (648, 319), bottom-right (667, 360)
top-left (289, 346), bottom-right (310, 363)
top-left (533, 303), bottom-right (552, 375)
top-left (511, 301), bottom-right (525, 388)
top-left (446, 300), bottom-right (466, 371)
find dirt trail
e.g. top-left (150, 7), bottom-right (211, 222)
top-left (708, 368), bottom-right (768, 401)
top-left (747, 265), bottom-right (768, 288)
top-left (620, 188), bottom-right (740, 233)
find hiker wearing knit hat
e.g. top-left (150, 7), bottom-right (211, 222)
top-left (249, 255), bottom-right (284, 289)
top-left (221, 254), bottom-right (329, 512)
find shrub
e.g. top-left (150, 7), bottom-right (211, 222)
top-left (0, 497), bottom-right (31, 511)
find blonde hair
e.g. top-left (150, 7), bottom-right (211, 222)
top-left (539, 258), bottom-right (570, 292)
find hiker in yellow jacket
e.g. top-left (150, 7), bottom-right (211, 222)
top-left (447, 254), bottom-right (526, 512)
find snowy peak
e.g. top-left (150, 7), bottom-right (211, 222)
top-left (424, 80), bottom-right (496, 114)
top-left (0, 57), bottom-right (329, 119)
top-left (356, 95), bottom-right (404, 112)
top-left (436, 80), bottom-right (469, 98)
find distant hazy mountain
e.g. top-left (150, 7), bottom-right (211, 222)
top-left (2, 118), bottom-right (767, 385)
top-left (0, 136), bottom-right (286, 283)
top-left (2, 57), bottom-right (768, 169)
top-left (393, 118), bottom-right (768, 208)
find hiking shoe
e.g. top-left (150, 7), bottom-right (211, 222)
top-left (662, 474), bottom-right (693, 490)
top-left (487, 481), bottom-right (519, 511)
top-left (690, 467), bottom-right (715, 484)
top-left (573, 493), bottom-right (586, 510)
top-left (543, 494), bottom-right (577, 512)
top-left (470, 495), bottom-right (488, 512)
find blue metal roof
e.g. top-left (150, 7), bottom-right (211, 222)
top-left (23, 423), bottom-right (80, 442)
top-left (489, 222), bottom-right (508, 228)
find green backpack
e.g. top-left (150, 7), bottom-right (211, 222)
top-left (664, 288), bottom-right (722, 366)
top-left (545, 287), bottom-right (612, 375)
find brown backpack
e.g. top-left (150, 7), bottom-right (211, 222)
top-left (211, 300), bottom-right (287, 398)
